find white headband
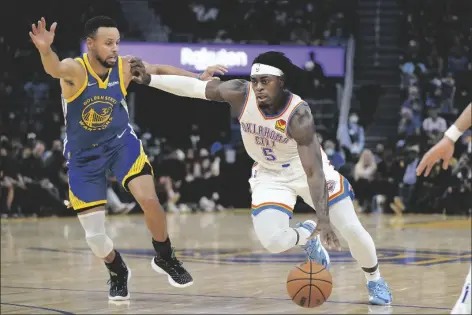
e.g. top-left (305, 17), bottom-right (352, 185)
top-left (250, 63), bottom-right (284, 76)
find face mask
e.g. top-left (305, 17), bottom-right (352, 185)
top-left (349, 116), bottom-right (358, 124)
top-left (325, 148), bottom-right (335, 156)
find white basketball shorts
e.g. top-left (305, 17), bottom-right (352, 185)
top-left (249, 162), bottom-right (354, 218)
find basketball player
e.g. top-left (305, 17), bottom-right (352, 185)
top-left (416, 103), bottom-right (471, 315)
top-left (29, 16), bottom-right (226, 300)
top-left (131, 52), bottom-right (393, 305)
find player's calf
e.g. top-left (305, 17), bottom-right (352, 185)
top-left (128, 175), bottom-right (193, 288)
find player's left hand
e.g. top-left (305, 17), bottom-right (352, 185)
top-left (199, 65), bottom-right (228, 81)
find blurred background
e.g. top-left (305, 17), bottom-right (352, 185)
top-left (0, 0), bottom-right (471, 219)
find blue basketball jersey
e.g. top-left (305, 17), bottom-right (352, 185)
top-left (61, 53), bottom-right (129, 152)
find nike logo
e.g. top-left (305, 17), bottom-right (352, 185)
top-left (117, 129), bottom-right (127, 138)
top-left (87, 82), bottom-right (97, 87)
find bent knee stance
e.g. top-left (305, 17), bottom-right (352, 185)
top-left (252, 209), bottom-right (296, 254)
top-left (260, 229), bottom-right (297, 253)
top-left (78, 211), bottom-right (113, 259)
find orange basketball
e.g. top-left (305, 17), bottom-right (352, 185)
top-left (286, 261), bottom-right (333, 308)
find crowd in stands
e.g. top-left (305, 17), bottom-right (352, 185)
top-left (395, 0), bottom-right (471, 215)
top-left (150, 0), bottom-right (357, 45)
top-left (330, 0), bottom-right (472, 216)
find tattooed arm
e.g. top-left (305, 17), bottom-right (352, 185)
top-left (288, 103), bottom-right (340, 249)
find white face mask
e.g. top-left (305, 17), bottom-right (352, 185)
top-left (349, 116), bottom-right (359, 124)
top-left (325, 148), bottom-right (335, 156)
top-left (202, 159), bottom-right (210, 168)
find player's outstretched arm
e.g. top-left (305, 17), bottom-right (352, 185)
top-left (288, 104), bottom-right (340, 249)
top-left (144, 62), bottom-right (228, 81)
top-left (130, 57), bottom-right (247, 109)
top-left (416, 103), bottom-right (471, 176)
top-left (29, 18), bottom-right (82, 80)
top-left (123, 56), bottom-right (227, 81)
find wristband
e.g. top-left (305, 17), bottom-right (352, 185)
top-left (444, 125), bottom-right (463, 143)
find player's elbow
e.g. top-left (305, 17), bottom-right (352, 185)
top-left (48, 71), bottom-right (62, 79)
top-left (43, 67), bottom-right (61, 79)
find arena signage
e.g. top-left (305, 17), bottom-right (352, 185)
top-left (81, 42), bottom-right (345, 77)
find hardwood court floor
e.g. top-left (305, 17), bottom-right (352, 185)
top-left (1, 212), bottom-right (471, 314)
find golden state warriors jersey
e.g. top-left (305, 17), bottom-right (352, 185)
top-left (61, 53), bottom-right (129, 152)
top-left (238, 84), bottom-right (332, 171)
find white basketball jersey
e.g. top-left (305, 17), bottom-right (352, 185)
top-left (239, 85), bottom-right (331, 171)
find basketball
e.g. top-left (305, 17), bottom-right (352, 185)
top-left (286, 261), bottom-right (333, 308)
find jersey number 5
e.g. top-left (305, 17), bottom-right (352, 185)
top-left (262, 147), bottom-right (276, 161)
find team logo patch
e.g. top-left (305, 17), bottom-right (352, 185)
top-left (275, 119), bottom-right (287, 132)
top-left (326, 180), bottom-right (336, 193)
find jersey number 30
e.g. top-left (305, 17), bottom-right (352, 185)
top-left (262, 147), bottom-right (277, 161)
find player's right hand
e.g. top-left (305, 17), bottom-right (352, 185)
top-left (129, 57), bottom-right (151, 85)
top-left (313, 218), bottom-right (341, 251)
top-left (416, 136), bottom-right (455, 177)
top-left (29, 17), bottom-right (57, 53)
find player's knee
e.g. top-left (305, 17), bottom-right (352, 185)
top-left (85, 233), bottom-right (114, 259)
top-left (338, 222), bottom-right (371, 243)
top-left (136, 196), bottom-right (161, 212)
top-left (259, 230), bottom-right (292, 254)
top-left (78, 210), bottom-right (114, 259)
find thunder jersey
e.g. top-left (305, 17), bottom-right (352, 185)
top-left (61, 53), bottom-right (129, 152)
top-left (239, 84), bottom-right (331, 170)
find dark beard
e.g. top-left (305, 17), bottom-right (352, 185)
top-left (97, 55), bottom-right (113, 68)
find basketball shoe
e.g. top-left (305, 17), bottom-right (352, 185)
top-left (296, 220), bottom-right (330, 269)
top-left (108, 268), bottom-right (131, 301)
top-left (151, 248), bottom-right (193, 288)
top-left (367, 278), bottom-right (392, 305)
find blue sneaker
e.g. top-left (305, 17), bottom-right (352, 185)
top-left (367, 278), bottom-right (392, 305)
top-left (296, 220), bottom-right (330, 269)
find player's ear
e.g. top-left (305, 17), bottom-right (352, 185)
top-left (86, 37), bottom-right (93, 50)
top-left (279, 75), bottom-right (285, 88)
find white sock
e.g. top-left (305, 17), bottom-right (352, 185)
top-left (294, 220), bottom-right (316, 246)
top-left (363, 265), bottom-right (381, 282)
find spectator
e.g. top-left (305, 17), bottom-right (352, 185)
top-left (422, 108), bottom-right (447, 147)
top-left (323, 139), bottom-right (344, 170)
top-left (391, 146), bottom-right (420, 213)
top-left (398, 107), bottom-right (421, 140)
top-left (304, 51), bottom-right (327, 99)
top-left (345, 113), bottom-right (365, 160)
top-left (437, 153), bottom-right (472, 215)
top-left (447, 49), bottom-right (470, 76)
top-left (353, 149), bottom-right (377, 212)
